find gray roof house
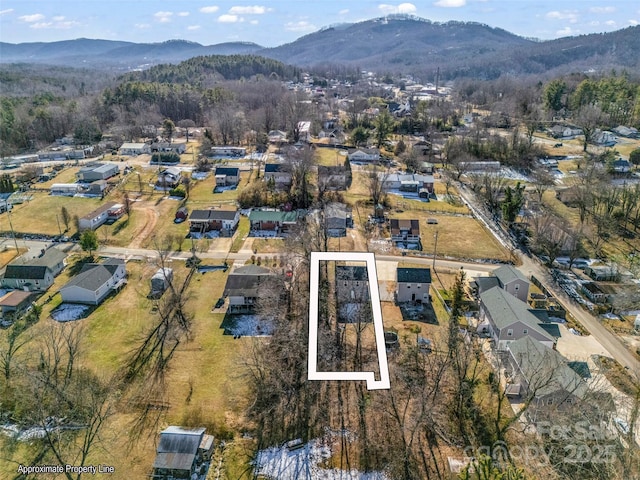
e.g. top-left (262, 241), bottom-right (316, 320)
top-left (223, 265), bottom-right (277, 313)
top-left (472, 265), bottom-right (530, 303)
top-left (2, 247), bottom-right (67, 292)
top-left (479, 286), bottom-right (556, 351)
top-left (188, 209), bottom-right (239, 234)
top-left (59, 258), bottom-right (126, 305)
top-left (397, 267), bottom-right (431, 304)
top-left (324, 202), bottom-right (352, 237)
top-left (505, 337), bottom-right (589, 413)
top-left (336, 265), bottom-right (370, 322)
top-left (152, 426), bottom-right (214, 479)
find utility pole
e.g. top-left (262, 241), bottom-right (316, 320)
top-left (432, 229), bottom-right (439, 270)
top-left (7, 210), bottom-right (19, 253)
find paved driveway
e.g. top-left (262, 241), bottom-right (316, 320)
top-left (555, 324), bottom-right (612, 362)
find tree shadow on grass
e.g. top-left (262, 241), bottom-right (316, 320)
top-left (67, 255), bottom-right (97, 276)
top-left (112, 218), bottom-right (129, 235)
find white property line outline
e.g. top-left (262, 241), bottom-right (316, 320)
top-left (308, 251), bottom-right (390, 390)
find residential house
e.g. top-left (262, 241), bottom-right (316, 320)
top-left (317, 129), bottom-right (345, 145)
top-left (0, 193), bottom-right (11, 213)
top-left (612, 126), bottom-right (639, 139)
top-left (323, 202), bottom-right (352, 237)
top-left (479, 286), bottom-right (557, 351)
top-left (336, 265), bottom-right (370, 322)
top-left (396, 267), bottom-right (431, 303)
top-left (78, 202), bottom-right (125, 230)
top-left (119, 142), bottom-right (151, 156)
top-left (504, 337), bottom-right (589, 411)
top-left (593, 130), bottom-right (617, 147)
top-left (223, 265), bottom-right (276, 313)
top-left (152, 426), bottom-right (214, 479)
top-left (1, 247), bottom-right (66, 292)
top-left (214, 167), bottom-right (240, 187)
top-left (585, 265), bottom-right (619, 282)
top-left (381, 173), bottom-right (434, 195)
top-left (389, 218), bottom-right (420, 246)
top-left (188, 209), bottom-right (239, 235)
top-left (249, 210), bottom-right (298, 235)
top-left (263, 163), bottom-right (292, 188)
top-left (59, 258), bottom-right (126, 305)
top-left (208, 146), bottom-right (246, 158)
top-left (156, 167), bottom-right (182, 189)
top-left (582, 282), bottom-right (607, 304)
top-left (471, 266), bottom-right (531, 303)
top-left (77, 163), bottom-right (119, 182)
top-left (50, 183), bottom-right (81, 196)
top-left (318, 165), bottom-right (350, 191)
top-left (348, 148), bottom-right (380, 163)
top-left (297, 121), bottom-right (311, 142)
top-left (612, 159), bottom-right (632, 174)
top-left (493, 265), bottom-right (530, 303)
top-left (549, 125), bottom-right (582, 139)
top-left (0, 290), bottom-right (34, 317)
top-left (267, 130), bottom-right (288, 144)
top-left (80, 180), bottom-right (108, 197)
top-left (150, 142), bottom-right (186, 154)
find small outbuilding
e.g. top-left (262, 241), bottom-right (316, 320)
top-left (151, 268), bottom-right (173, 296)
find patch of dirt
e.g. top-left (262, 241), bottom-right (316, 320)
top-left (129, 202), bottom-right (159, 249)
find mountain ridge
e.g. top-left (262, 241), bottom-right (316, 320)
top-left (1, 16), bottom-right (638, 79)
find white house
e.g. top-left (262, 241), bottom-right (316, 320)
top-left (119, 142), bottom-right (151, 156)
top-left (78, 202), bottom-right (125, 231)
top-left (60, 258), bottom-right (126, 305)
top-left (396, 267), bottom-right (431, 303)
top-left (50, 183), bottom-right (81, 196)
top-left (348, 148), bottom-right (380, 163)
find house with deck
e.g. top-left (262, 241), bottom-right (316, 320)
top-left (263, 163), bottom-right (292, 188)
top-left (249, 210), bottom-right (298, 235)
top-left (479, 286), bottom-right (557, 351)
top-left (78, 202), bottom-right (125, 230)
top-left (188, 209), bottom-right (239, 235)
top-left (389, 218), bottom-right (421, 247)
top-left (223, 265), bottom-right (277, 313)
top-left (119, 142), bottom-right (151, 156)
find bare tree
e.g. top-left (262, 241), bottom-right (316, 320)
top-left (530, 168), bottom-right (556, 206)
top-left (366, 164), bottom-right (389, 208)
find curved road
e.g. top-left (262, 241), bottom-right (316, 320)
top-left (457, 183), bottom-right (640, 379)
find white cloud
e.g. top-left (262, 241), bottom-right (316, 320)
top-left (285, 20), bottom-right (317, 32)
top-left (154, 11), bottom-right (173, 23)
top-left (605, 20), bottom-right (616, 26)
top-left (135, 23), bottom-right (151, 29)
top-left (187, 25), bottom-right (201, 30)
top-left (200, 6), bottom-right (220, 14)
top-left (178, 12), bottom-right (190, 17)
top-left (19, 13), bottom-right (45, 22)
top-left (630, 19), bottom-right (639, 26)
top-left (0, 8), bottom-right (14, 15)
top-left (546, 11), bottom-right (579, 23)
top-left (218, 14), bottom-right (243, 23)
top-left (31, 19), bottom-right (79, 30)
top-left (250, 19), bottom-right (259, 25)
top-left (339, 9), bottom-right (349, 15)
top-left (379, 3), bottom-right (418, 14)
top-left (229, 6), bottom-right (271, 15)
top-left (433, 0), bottom-right (466, 7)
top-left (52, 16), bottom-right (65, 21)
top-left (589, 7), bottom-right (616, 14)
top-left (556, 26), bottom-right (579, 36)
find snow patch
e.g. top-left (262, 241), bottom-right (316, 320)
top-left (255, 439), bottom-right (390, 480)
top-left (51, 304), bottom-right (90, 322)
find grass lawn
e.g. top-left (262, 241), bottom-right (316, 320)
top-left (0, 246), bottom-right (25, 267)
top-left (315, 147), bottom-right (348, 167)
top-left (230, 216), bottom-right (250, 253)
top-left (252, 238), bottom-right (284, 253)
top-left (188, 170), bottom-right (251, 205)
top-left (0, 257), bottom-right (255, 479)
top-left (389, 210), bottom-right (509, 261)
top-left (5, 193), bottom-right (102, 236)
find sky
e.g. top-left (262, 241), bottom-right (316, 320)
top-left (1, 1), bottom-right (639, 47)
